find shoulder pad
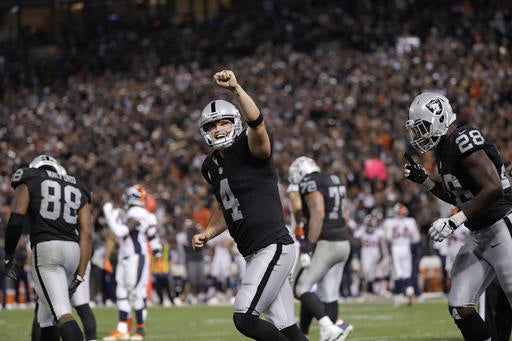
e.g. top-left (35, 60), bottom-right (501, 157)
top-left (10, 168), bottom-right (40, 189)
top-left (126, 206), bottom-right (148, 219)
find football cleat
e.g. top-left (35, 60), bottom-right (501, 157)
top-left (130, 328), bottom-right (145, 340)
top-left (320, 324), bottom-right (346, 341)
top-left (336, 320), bottom-right (354, 339)
top-left (102, 330), bottom-right (130, 340)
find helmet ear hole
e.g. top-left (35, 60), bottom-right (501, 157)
top-left (439, 115), bottom-right (445, 123)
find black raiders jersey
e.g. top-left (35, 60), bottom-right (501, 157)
top-left (10, 167), bottom-right (91, 245)
top-left (298, 172), bottom-right (350, 241)
top-left (434, 124), bottom-right (512, 230)
top-left (201, 130), bottom-right (293, 257)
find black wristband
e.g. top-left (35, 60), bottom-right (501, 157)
top-left (246, 113), bottom-right (264, 128)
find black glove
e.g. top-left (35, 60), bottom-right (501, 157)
top-left (153, 248), bottom-right (163, 259)
top-left (68, 273), bottom-right (85, 298)
top-left (300, 239), bottom-right (315, 255)
top-left (5, 256), bottom-right (19, 281)
top-left (404, 152), bottom-right (428, 184)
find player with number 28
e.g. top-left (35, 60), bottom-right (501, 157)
top-left (404, 92), bottom-right (512, 340)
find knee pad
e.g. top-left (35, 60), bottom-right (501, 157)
top-left (117, 298), bottom-right (131, 313)
top-left (116, 285), bottom-right (128, 301)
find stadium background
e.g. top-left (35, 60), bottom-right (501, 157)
top-left (0, 0), bottom-right (511, 338)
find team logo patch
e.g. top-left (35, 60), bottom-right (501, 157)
top-left (426, 98), bottom-right (443, 115)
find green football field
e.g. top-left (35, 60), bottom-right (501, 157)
top-left (0, 298), bottom-right (464, 340)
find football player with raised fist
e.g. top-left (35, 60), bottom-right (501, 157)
top-left (193, 70), bottom-right (306, 341)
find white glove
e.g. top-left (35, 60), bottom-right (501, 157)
top-left (428, 211), bottom-right (467, 242)
top-left (299, 253), bottom-right (311, 268)
top-left (103, 202), bottom-right (114, 217)
top-left (428, 218), bottom-right (455, 242)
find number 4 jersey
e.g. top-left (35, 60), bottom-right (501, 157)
top-left (434, 124), bottom-right (512, 230)
top-left (201, 131), bottom-right (293, 257)
top-left (10, 167), bottom-right (91, 245)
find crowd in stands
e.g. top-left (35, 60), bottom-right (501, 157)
top-left (0, 0), bottom-right (511, 307)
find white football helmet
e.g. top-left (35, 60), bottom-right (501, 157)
top-left (122, 184), bottom-right (147, 209)
top-left (288, 156), bottom-right (320, 184)
top-left (199, 99), bottom-right (243, 150)
top-left (406, 92), bottom-right (456, 153)
top-left (29, 154), bottom-right (67, 175)
top-left (364, 209), bottom-right (383, 233)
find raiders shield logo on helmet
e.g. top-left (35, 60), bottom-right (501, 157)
top-left (426, 98), bottom-right (443, 115)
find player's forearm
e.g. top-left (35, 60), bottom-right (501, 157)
top-left (232, 84), bottom-right (270, 157)
top-left (204, 225), bottom-right (227, 242)
top-left (4, 213), bottom-right (25, 257)
top-left (307, 212), bottom-right (324, 243)
top-left (104, 233), bottom-right (115, 260)
top-left (202, 203), bottom-right (227, 242)
top-left (429, 181), bottom-right (457, 205)
top-left (231, 84), bottom-right (260, 122)
top-left (106, 216), bottom-right (129, 237)
top-left (77, 205), bottom-right (93, 276)
top-left (77, 227), bottom-right (92, 277)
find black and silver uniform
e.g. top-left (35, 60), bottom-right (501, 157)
top-left (10, 167), bottom-right (91, 245)
top-left (201, 130), bottom-right (293, 256)
top-left (434, 124), bottom-right (512, 230)
top-left (298, 172), bottom-right (349, 241)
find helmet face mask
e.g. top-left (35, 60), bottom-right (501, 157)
top-left (29, 154), bottom-right (67, 175)
top-left (199, 100), bottom-right (243, 150)
top-left (406, 93), bottom-right (456, 153)
top-left (288, 156), bottom-right (320, 184)
top-left (122, 185), bottom-right (147, 209)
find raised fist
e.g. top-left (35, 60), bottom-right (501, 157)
top-left (213, 70), bottom-right (238, 91)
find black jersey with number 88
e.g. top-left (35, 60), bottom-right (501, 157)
top-left (10, 167), bottom-right (91, 245)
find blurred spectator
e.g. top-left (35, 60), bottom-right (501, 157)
top-left (13, 236), bottom-right (32, 307)
top-left (0, 237), bottom-right (6, 309)
top-left (152, 240), bottom-right (175, 307)
top-left (176, 219), bottom-right (206, 305)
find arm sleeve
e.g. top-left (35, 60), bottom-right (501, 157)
top-left (102, 204), bottom-right (129, 237)
top-left (5, 213), bottom-right (26, 257)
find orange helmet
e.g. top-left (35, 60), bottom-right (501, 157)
top-left (145, 193), bottom-right (157, 213)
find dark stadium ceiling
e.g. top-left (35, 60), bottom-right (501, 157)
top-left (0, 0), bottom-right (150, 10)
